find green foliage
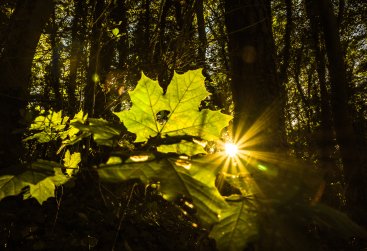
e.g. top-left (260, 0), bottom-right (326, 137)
top-left (99, 69), bottom-right (232, 226)
top-left (0, 159), bottom-right (75, 204)
top-left (114, 69), bottom-right (232, 155)
top-left (72, 118), bottom-right (121, 147)
top-left (63, 150), bottom-right (81, 176)
top-left (209, 198), bottom-right (258, 251)
top-left (99, 156), bottom-right (227, 226)
top-left (24, 108), bottom-right (69, 143)
top-left (24, 108), bottom-right (88, 153)
top-left (1, 69), bottom-right (366, 250)
top-left (2, 107), bottom-right (83, 203)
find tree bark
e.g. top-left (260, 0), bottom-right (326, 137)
top-left (84, 0), bottom-right (106, 117)
top-left (0, 0), bottom-right (53, 167)
top-left (278, 0), bottom-right (292, 85)
top-left (111, 0), bottom-right (129, 70)
top-left (67, 0), bottom-right (85, 114)
top-left (224, 0), bottom-right (285, 150)
top-left (305, 0), bottom-right (339, 207)
top-left (195, 0), bottom-right (207, 73)
top-left (50, 7), bottom-right (62, 110)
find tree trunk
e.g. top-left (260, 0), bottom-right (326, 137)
top-left (50, 7), bottom-right (62, 110)
top-left (278, 0), bottom-right (292, 85)
top-left (315, 0), bottom-right (367, 225)
top-left (224, 0), bottom-right (285, 151)
top-left (84, 0), bottom-right (106, 117)
top-left (0, 0), bottom-right (53, 167)
top-left (67, 0), bottom-right (85, 114)
top-left (195, 0), bottom-right (207, 73)
top-left (305, 0), bottom-right (340, 207)
top-left (111, 0), bottom-right (129, 70)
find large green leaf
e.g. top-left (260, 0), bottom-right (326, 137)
top-left (114, 73), bottom-right (167, 142)
top-left (209, 198), bottom-right (258, 251)
top-left (98, 156), bottom-right (227, 226)
top-left (0, 160), bottom-right (71, 204)
top-left (0, 175), bottom-right (26, 201)
top-left (114, 69), bottom-right (232, 153)
top-left (26, 178), bottom-right (56, 204)
top-left (161, 70), bottom-right (231, 140)
top-left (59, 110), bottom-right (88, 147)
top-left (157, 140), bottom-right (207, 155)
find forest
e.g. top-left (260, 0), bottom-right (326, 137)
top-left (0, 0), bottom-right (366, 250)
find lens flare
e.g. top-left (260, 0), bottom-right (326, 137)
top-left (225, 143), bottom-right (238, 157)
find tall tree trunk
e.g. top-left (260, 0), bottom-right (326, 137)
top-left (50, 7), bottom-right (62, 110)
top-left (84, 0), bottom-right (106, 117)
top-left (111, 0), bottom-right (129, 70)
top-left (67, 0), bottom-right (85, 114)
top-left (153, 0), bottom-right (172, 86)
top-left (305, 0), bottom-right (339, 207)
top-left (195, 0), bottom-right (207, 73)
top-left (135, 0), bottom-right (151, 70)
top-left (225, 0), bottom-right (285, 151)
top-left (315, 0), bottom-right (367, 225)
top-left (0, 0), bottom-right (53, 167)
top-left (278, 0), bottom-right (292, 85)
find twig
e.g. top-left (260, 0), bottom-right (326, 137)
top-left (111, 183), bottom-right (138, 251)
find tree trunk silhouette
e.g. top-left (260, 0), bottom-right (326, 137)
top-left (0, 0), bottom-right (53, 167)
top-left (278, 0), bottom-right (292, 85)
top-left (50, 7), bottom-right (62, 110)
top-left (225, 0), bottom-right (285, 150)
top-left (67, 0), bottom-right (85, 114)
top-left (84, 0), bottom-right (106, 117)
top-left (111, 0), bottom-right (129, 70)
top-left (195, 0), bottom-right (207, 73)
top-left (305, 0), bottom-right (339, 207)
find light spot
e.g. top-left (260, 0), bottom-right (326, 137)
top-left (175, 159), bottom-right (191, 170)
top-left (257, 164), bottom-right (268, 171)
top-left (225, 142), bottom-right (238, 158)
top-left (130, 155), bottom-right (149, 162)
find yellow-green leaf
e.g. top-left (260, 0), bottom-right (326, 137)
top-left (114, 69), bottom-right (232, 148)
top-left (63, 150), bottom-right (81, 176)
top-left (112, 27), bottom-right (119, 36)
top-left (209, 200), bottom-right (258, 251)
top-left (157, 140), bottom-right (207, 155)
top-left (98, 156), bottom-right (227, 226)
top-left (114, 73), bottom-right (167, 142)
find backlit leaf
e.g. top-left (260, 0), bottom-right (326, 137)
top-left (157, 140), bottom-right (207, 155)
top-left (114, 73), bottom-right (166, 142)
top-left (114, 69), bottom-right (232, 147)
top-left (209, 200), bottom-right (258, 251)
top-left (0, 175), bottom-right (26, 201)
top-left (98, 156), bottom-right (227, 226)
top-left (112, 28), bottom-right (119, 36)
top-left (63, 150), bottom-right (81, 176)
top-left (0, 160), bottom-right (71, 204)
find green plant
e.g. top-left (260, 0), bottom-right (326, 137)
top-left (1, 69), bottom-right (366, 250)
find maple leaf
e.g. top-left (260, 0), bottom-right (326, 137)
top-left (209, 198), bottom-right (258, 251)
top-left (114, 73), bottom-right (166, 142)
top-left (0, 160), bottom-right (70, 204)
top-left (114, 69), bottom-right (232, 145)
top-left (63, 150), bottom-right (81, 176)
